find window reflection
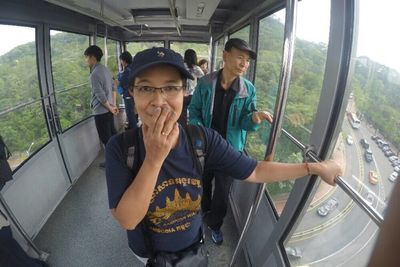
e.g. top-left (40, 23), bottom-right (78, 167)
top-left (213, 38), bottom-right (225, 71)
top-left (170, 42), bottom-right (209, 63)
top-left (126, 41), bottom-right (164, 56)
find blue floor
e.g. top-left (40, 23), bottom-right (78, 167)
top-left (34, 153), bottom-right (247, 267)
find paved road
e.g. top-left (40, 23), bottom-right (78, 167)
top-left (286, 120), bottom-right (396, 266)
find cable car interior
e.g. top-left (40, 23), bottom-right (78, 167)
top-left (0, 0), bottom-right (399, 266)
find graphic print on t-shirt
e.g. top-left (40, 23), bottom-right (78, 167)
top-left (147, 177), bottom-right (201, 234)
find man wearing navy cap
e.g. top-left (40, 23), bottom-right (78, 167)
top-left (188, 38), bottom-right (273, 245)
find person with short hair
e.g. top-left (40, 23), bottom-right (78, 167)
top-left (188, 38), bottom-right (273, 244)
top-left (105, 47), bottom-right (342, 266)
top-left (84, 45), bottom-right (117, 167)
top-left (118, 51), bottom-right (137, 129)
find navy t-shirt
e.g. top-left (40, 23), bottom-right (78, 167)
top-left (105, 126), bottom-right (257, 257)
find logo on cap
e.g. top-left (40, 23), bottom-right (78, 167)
top-left (157, 51), bottom-right (165, 58)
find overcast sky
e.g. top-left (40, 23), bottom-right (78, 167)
top-left (0, 0), bottom-right (399, 72)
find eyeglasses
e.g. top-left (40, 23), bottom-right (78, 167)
top-left (131, 85), bottom-right (185, 97)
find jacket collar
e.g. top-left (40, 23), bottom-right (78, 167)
top-left (212, 69), bottom-right (249, 98)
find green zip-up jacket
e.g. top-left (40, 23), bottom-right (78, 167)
top-left (188, 70), bottom-right (260, 151)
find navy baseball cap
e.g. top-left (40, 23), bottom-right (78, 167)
top-left (129, 47), bottom-right (194, 82)
top-left (224, 38), bottom-right (257, 60)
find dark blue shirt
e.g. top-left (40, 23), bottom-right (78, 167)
top-left (105, 126), bottom-right (257, 257)
top-left (118, 65), bottom-right (131, 98)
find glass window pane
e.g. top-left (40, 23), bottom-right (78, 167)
top-left (229, 25), bottom-right (250, 44)
top-left (283, 0), bottom-right (398, 265)
top-left (96, 37), bottom-right (119, 75)
top-left (0, 24), bottom-right (50, 170)
top-left (213, 38), bottom-right (225, 71)
top-left (246, 9), bottom-right (286, 209)
top-left (0, 102), bottom-right (49, 171)
top-left (273, 1), bottom-right (330, 211)
top-left (0, 25), bottom-right (41, 111)
top-left (126, 41), bottom-right (164, 56)
top-left (252, 0), bottom-right (330, 213)
top-left (50, 30), bottom-right (91, 131)
top-left (170, 42), bottom-right (209, 63)
top-left (55, 84), bottom-right (92, 130)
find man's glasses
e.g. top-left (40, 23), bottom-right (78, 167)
top-left (130, 85), bottom-right (185, 97)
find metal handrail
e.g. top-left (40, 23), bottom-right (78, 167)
top-left (280, 127), bottom-right (384, 227)
top-left (0, 82), bottom-right (89, 116)
top-left (53, 82), bottom-right (89, 94)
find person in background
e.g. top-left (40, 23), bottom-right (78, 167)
top-left (198, 58), bottom-right (209, 75)
top-left (84, 45), bottom-right (118, 168)
top-left (105, 47), bottom-right (342, 266)
top-left (118, 51), bottom-right (137, 130)
top-left (178, 49), bottom-right (204, 125)
top-left (188, 38), bottom-right (272, 245)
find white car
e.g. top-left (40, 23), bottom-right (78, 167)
top-left (389, 156), bottom-right (399, 163)
top-left (317, 198), bottom-right (339, 217)
top-left (285, 246), bottom-right (302, 260)
top-left (394, 166), bottom-right (400, 173)
top-left (346, 135), bottom-right (354, 145)
top-left (389, 172), bottom-right (398, 182)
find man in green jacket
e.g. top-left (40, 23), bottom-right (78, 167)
top-left (188, 38), bottom-right (272, 245)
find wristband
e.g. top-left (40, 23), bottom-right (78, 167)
top-left (305, 162), bottom-right (311, 175)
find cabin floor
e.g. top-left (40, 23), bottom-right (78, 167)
top-left (34, 152), bottom-right (248, 267)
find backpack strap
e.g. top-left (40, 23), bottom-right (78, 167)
top-left (184, 124), bottom-right (207, 176)
top-left (121, 128), bottom-right (143, 170)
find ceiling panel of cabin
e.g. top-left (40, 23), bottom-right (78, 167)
top-left (44, 0), bottom-right (220, 27)
top-left (43, 0), bottom-right (278, 38)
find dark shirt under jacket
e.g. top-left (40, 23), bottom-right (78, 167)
top-left (211, 73), bottom-right (239, 139)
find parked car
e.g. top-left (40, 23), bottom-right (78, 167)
top-left (392, 159), bottom-right (400, 167)
top-left (377, 140), bottom-right (388, 148)
top-left (365, 192), bottom-right (374, 206)
top-left (368, 170), bottom-right (379, 185)
top-left (360, 138), bottom-right (369, 149)
top-left (382, 145), bottom-right (390, 152)
top-left (285, 246), bottom-right (302, 260)
top-left (389, 172), bottom-right (398, 182)
top-left (364, 149), bottom-right (373, 163)
top-left (371, 135), bottom-right (378, 140)
top-left (389, 156), bottom-right (399, 163)
top-left (384, 149), bottom-right (395, 157)
top-left (394, 165), bottom-right (400, 173)
top-left (346, 135), bottom-right (354, 145)
top-left (317, 198), bottom-right (339, 217)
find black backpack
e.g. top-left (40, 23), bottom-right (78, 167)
top-left (121, 124), bottom-right (207, 175)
